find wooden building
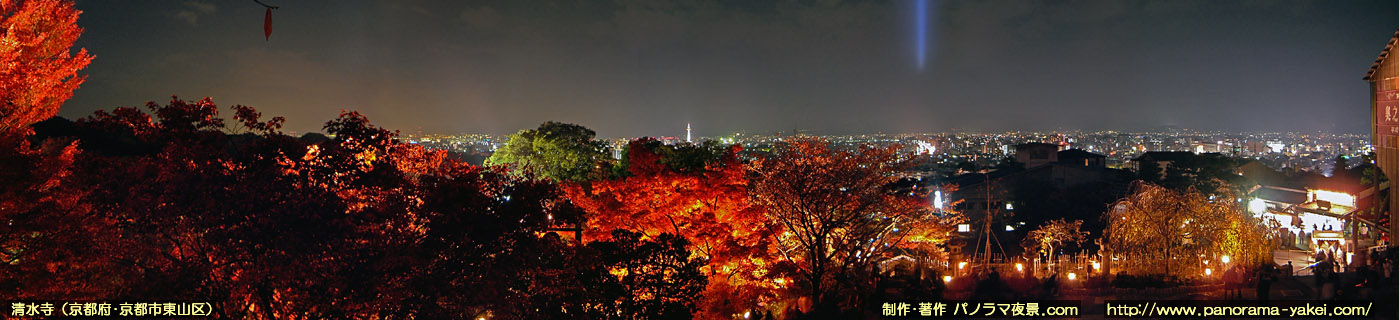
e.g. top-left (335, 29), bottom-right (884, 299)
top-left (1365, 28), bottom-right (1399, 245)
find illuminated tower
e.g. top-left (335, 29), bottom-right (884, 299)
top-left (686, 123), bottom-right (692, 143)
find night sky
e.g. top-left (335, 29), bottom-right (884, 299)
top-left (63, 0), bottom-right (1399, 138)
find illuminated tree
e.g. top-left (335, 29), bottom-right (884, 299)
top-left (485, 121), bottom-right (611, 182)
top-left (1103, 182), bottom-right (1273, 279)
top-left (1, 0), bottom-right (92, 136)
top-left (0, 0), bottom-right (94, 300)
top-left (750, 138), bottom-right (958, 313)
top-left (36, 99), bottom-right (414, 319)
top-left (1022, 219), bottom-right (1089, 261)
top-left (567, 139), bottom-right (787, 318)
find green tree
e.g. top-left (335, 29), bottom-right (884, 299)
top-left (1361, 152), bottom-right (1387, 185)
top-left (486, 121), bottom-right (610, 182)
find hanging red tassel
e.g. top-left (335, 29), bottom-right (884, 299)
top-left (264, 8), bottom-right (273, 40)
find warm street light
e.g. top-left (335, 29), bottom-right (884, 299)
top-left (1221, 255), bottom-right (1231, 264)
top-left (1015, 263), bottom-right (1024, 272)
top-left (943, 275), bottom-right (953, 283)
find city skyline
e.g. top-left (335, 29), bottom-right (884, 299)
top-left (7, 1), bottom-right (1399, 316)
top-left (60, 0), bottom-right (1399, 137)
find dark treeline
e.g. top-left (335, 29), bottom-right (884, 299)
top-left (4, 97), bottom-right (708, 319)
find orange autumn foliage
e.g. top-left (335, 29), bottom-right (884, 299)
top-left (565, 140), bottom-right (790, 317)
top-left (1, 0), bottom-right (92, 135)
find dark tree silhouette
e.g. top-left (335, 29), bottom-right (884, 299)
top-left (6, 96), bottom-right (703, 319)
top-left (749, 138), bottom-right (958, 314)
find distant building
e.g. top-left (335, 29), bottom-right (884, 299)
top-left (1057, 149), bottom-right (1106, 168)
top-left (1127, 151), bottom-right (1196, 178)
top-left (1013, 143), bottom-right (1061, 168)
top-left (1240, 141), bottom-right (1269, 155)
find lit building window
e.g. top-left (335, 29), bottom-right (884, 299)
top-left (1309, 189), bottom-right (1356, 207)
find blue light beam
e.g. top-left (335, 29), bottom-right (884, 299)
top-left (915, 0), bottom-right (927, 70)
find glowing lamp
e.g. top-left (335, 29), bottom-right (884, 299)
top-left (1067, 272), bottom-right (1076, 280)
top-left (1091, 261), bottom-right (1100, 271)
top-left (1205, 268), bottom-right (1213, 276)
top-left (1015, 263), bottom-right (1024, 272)
top-left (943, 275), bottom-right (953, 283)
top-left (744, 311), bottom-right (751, 319)
top-left (958, 262), bottom-right (967, 270)
top-left (1249, 198), bottom-right (1267, 215)
top-left (1221, 255), bottom-right (1231, 264)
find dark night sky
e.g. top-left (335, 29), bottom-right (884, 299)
top-left (62, 0), bottom-right (1399, 138)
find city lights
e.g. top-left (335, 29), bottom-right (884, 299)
top-left (9, 1), bottom-right (1395, 318)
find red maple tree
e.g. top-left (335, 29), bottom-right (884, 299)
top-left (566, 139), bottom-right (791, 318)
top-left (1, 0), bottom-right (92, 136)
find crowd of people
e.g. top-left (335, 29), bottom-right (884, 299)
top-left (887, 245), bottom-right (1399, 303)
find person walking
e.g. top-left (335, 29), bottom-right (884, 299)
top-left (1042, 273), bottom-right (1059, 298)
top-left (1255, 263), bottom-right (1276, 303)
top-left (1223, 265), bottom-right (1241, 299)
top-left (1319, 256), bottom-right (1337, 300)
